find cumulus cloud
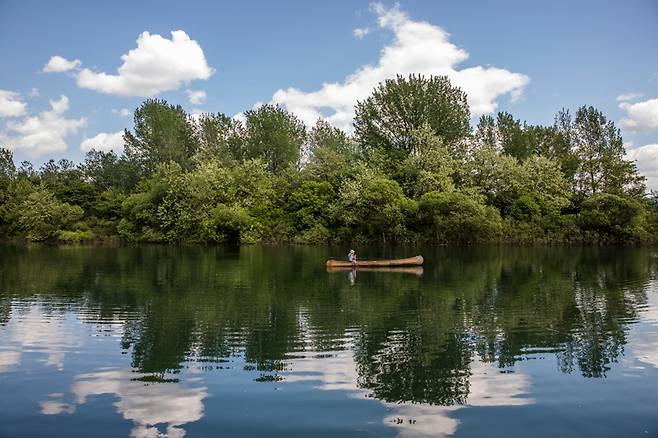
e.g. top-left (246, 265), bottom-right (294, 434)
top-left (269, 3), bottom-right (529, 130)
top-left (43, 56), bottom-right (81, 73)
top-left (0, 90), bottom-right (27, 117)
top-left (353, 27), bottom-right (370, 39)
top-left (1, 95), bottom-right (86, 158)
top-left (80, 131), bottom-right (124, 153)
top-left (617, 92), bottom-right (643, 103)
top-left (111, 108), bottom-right (131, 117)
top-left (75, 30), bottom-right (214, 97)
top-left (28, 87), bottom-right (40, 98)
top-left (619, 98), bottom-right (658, 132)
top-left (186, 89), bottom-right (206, 105)
top-left (627, 143), bottom-right (658, 190)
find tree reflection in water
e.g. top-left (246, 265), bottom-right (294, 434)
top-left (0, 245), bottom-right (655, 409)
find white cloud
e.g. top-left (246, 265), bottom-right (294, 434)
top-left (28, 87), bottom-right (40, 98)
top-left (80, 131), bottom-right (124, 153)
top-left (353, 27), bottom-right (370, 39)
top-left (1, 95), bottom-right (86, 158)
top-left (269, 3), bottom-right (529, 130)
top-left (111, 108), bottom-right (131, 117)
top-left (619, 98), bottom-right (658, 132)
top-left (43, 55), bottom-right (81, 73)
top-left (232, 112), bottom-right (247, 124)
top-left (185, 89), bottom-right (206, 105)
top-left (617, 92), bottom-right (643, 103)
top-left (627, 143), bottom-right (658, 190)
top-left (75, 30), bottom-right (214, 97)
top-left (0, 90), bottom-right (27, 117)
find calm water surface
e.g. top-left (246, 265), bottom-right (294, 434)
top-left (1, 245), bottom-right (657, 437)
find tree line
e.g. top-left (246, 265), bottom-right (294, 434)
top-left (0, 74), bottom-right (655, 244)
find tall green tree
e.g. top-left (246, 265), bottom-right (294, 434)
top-left (124, 99), bottom-right (199, 173)
top-left (193, 112), bottom-right (244, 163)
top-left (0, 148), bottom-right (16, 179)
top-left (80, 150), bottom-right (141, 192)
top-left (570, 106), bottom-right (644, 196)
top-left (302, 119), bottom-right (356, 187)
top-left (242, 104), bottom-right (306, 173)
top-left (475, 112), bottom-right (533, 160)
top-left (354, 74), bottom-right (470, 158)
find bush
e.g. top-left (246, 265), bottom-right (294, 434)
top-left (16, 185), bottom-right (84, 241)
top-left (295, 224), bottom-right (331, 244)
top-left (578, 193), bottom-right (644, 240)
top-left (56, 230), bottom-right (95, 242)
top-left (419, 191), bottom-right (502, 243)
top-left (201, 204), bottom-right (256, 243)
top-left (510, 195), bottom-right (541, 221)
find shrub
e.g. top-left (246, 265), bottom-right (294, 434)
top-left (418, 191), bottom-right (502, 243)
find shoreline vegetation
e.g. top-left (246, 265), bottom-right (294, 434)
top-left (1, 75), bottom-right (656, 245)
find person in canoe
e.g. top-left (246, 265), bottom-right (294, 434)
top-left (348, 249), bottom-right (357, 266)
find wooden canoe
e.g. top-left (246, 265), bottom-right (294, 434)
top-left (326, 266), bottom-right (424, 276)
top-left (325, 255), bottom-right (424, 268)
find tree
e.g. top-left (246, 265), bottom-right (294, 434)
top-left (474, 112), bottom-right (533, 160)
top-left (288, 181), bottom-right (334, 231)
top-left (16, 184), bottom-right (84, 241)
top-left (397, 124), bottom-right (455, 198)
top-left (80, 150), bottom-right (141, 192)
top-left (354, 74), bottom-right (470, 158)
top-left (0, 148), bottom-right (16, 179)
top-left (570, 106), bottom-right (644, 196)
top-left (242, 104), bottom-right (306, 173)
top-left (301, 119), bottom-right (357, 186)
top-left (201, 204), bottom-right (255, 243)
top-left (578, 194), bottom-right (644, 239)
top-left (124, 99), bottom-right (199, 173)
top-left (418, 191), bottom-right (501, 243)
top-left (339, 167), bottom-right (413, 241)
top-left (465, 149), bottom-right (570, 217)
top-left (193, 112), bottom-right (244, 162)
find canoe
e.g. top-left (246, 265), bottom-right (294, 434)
top-left (327, 266), bottom-right (424, 276)
top-left (325, 255), bottom-right (424, 268)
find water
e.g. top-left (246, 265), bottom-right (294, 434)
top-left (1, 245), bottom-right (657, 437)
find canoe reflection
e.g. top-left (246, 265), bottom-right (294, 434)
top-left (326, 266), bottom-right (424, 276)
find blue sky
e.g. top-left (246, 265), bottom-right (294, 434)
top-left (1, 0), bottom-right (657, 184)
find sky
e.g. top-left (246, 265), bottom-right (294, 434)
top-left (1, 0), bottom-right (657, 186)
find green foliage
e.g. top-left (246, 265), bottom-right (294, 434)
top-left (80, 150), bottom-right (141, 192)
top-left (288, 181), bottom-right (334, 230)
top-left (397, 124), bottom-right (455, 198)
top-left (201, 204), bottom-right (256, 243)
top-left (0, 148), bottom-right (16, 179)
top-left (419, 191), bottom-right (502, 243)
top-left (242, 104), bottom-right (306, 173)
top-left (124, 99), bottom-right (199, 173)
top-left (193, 112), bottom-right (244, 162)
top-left (340, 169), bottom-right (414, 241)
top-left (510, 195), bottom-right (541, 221)
top-left (0, 77), bottom-right (654, 244)
top-left (354, 74), bottom-right (470, 157)
top-left (570, 106), bottom-right (645, 196)
top-left (16, 185), bottom-right (84, 241)
top-left (56, 229), bottom-right (95, 242)
top-left (578, 194), bottom-right (645, 240)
